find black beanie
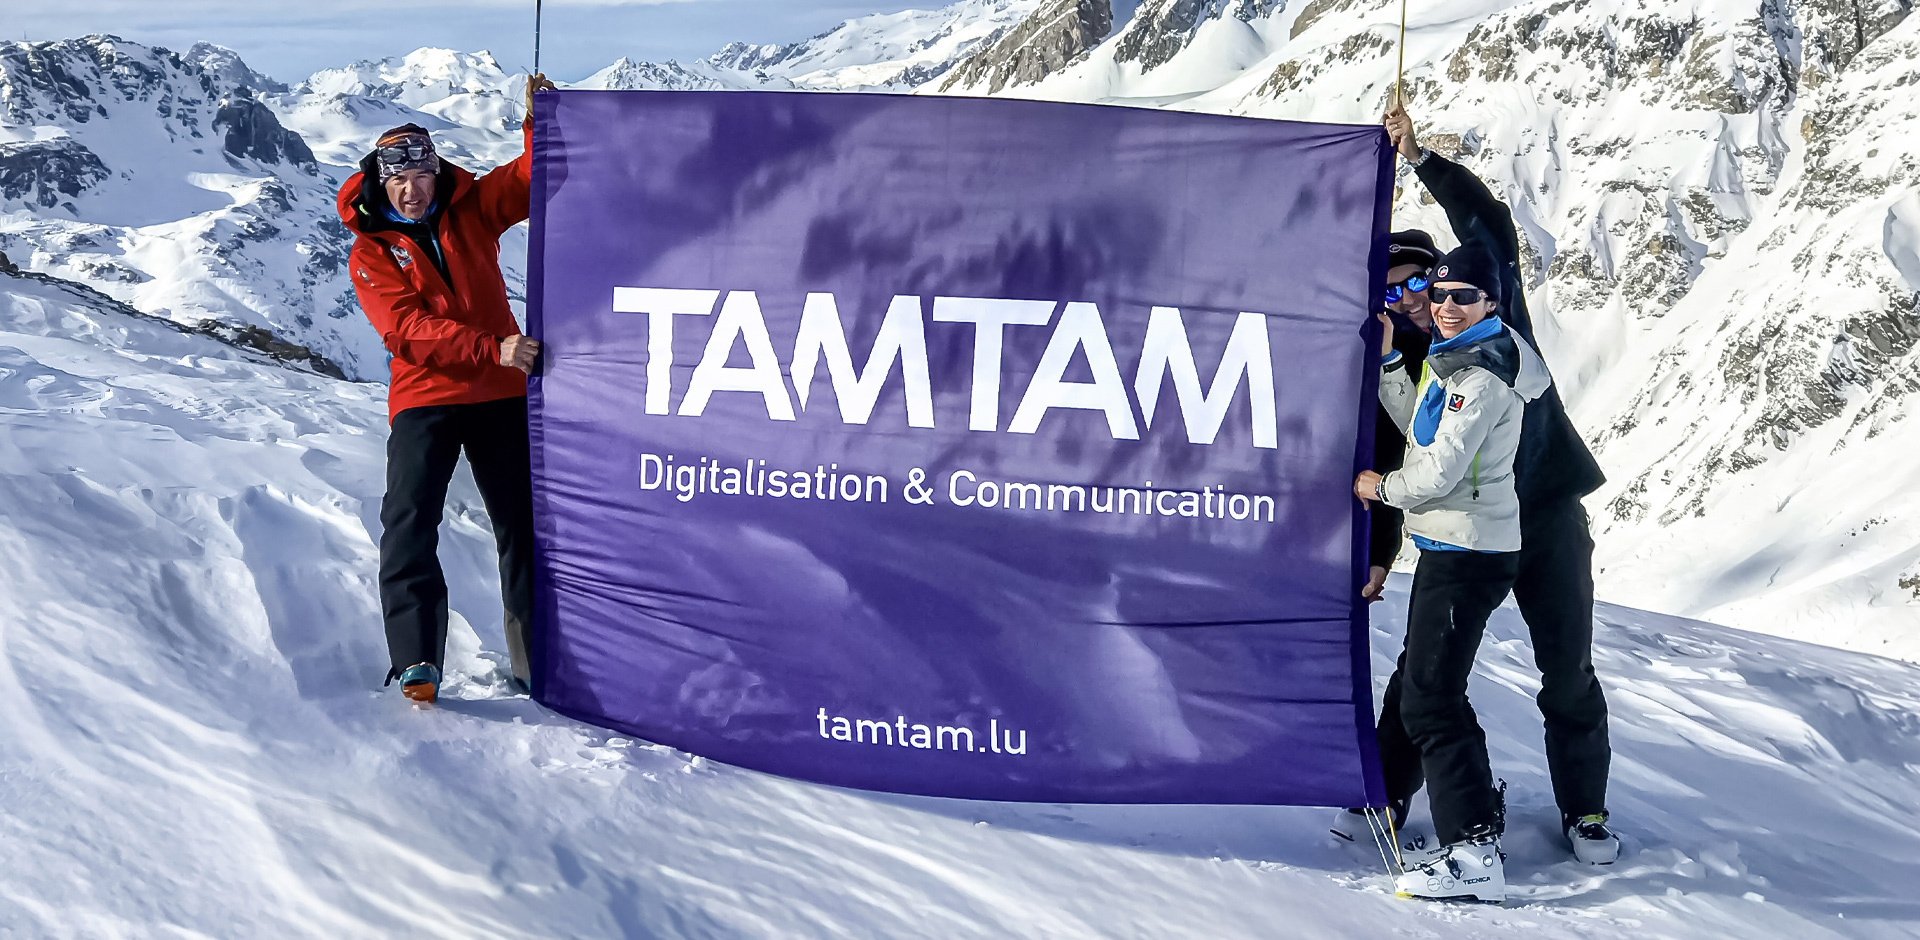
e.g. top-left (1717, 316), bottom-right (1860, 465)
top-left (1388, 230), bottom-right (1440, 267)
top-left (1431, 247), bottom-right (1503, 304)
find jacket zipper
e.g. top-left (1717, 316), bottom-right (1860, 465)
top-left (1424, 362), bottom-right (1483, 500)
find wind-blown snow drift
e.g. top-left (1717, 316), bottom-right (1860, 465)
top-left (3, 268), bottom-right (1918, 937)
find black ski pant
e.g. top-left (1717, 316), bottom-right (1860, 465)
top-left (1512, 498), bottom-right (1611, 819)
top-left (379, 396), bottom-right (535, 682)
top-left (1376, 501), bottom-right (1612, 829)
top-left (1377, 549), bottom-right (1518, 846)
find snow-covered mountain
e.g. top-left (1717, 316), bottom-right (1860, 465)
top-left (577, 0), bottom-right (1044, 91)
top-left (5, 263), bottom-right (1918, 934)
top-left (0, 37), bottom-right (381, 381)
top-left (0, 0), bottom-right (1915, 667)
top-left (4, 7), bottom-right (1920, 934)
top-left (0, 39), bottom-right (536, 386)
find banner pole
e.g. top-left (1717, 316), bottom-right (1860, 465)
top-left (1387, 0), bottom-right (1409, 232)
top-left (534, 0), bottom-right (544, 76)
top-left (1395, 0), bottom-right (1408, 107)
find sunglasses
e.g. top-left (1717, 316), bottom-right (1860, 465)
top-left (1429, 286), bottom-right (1489, 307)
top-left (377, 143), bottom-right (434, 166)
top-left (1384, 272), bottom-right (1431, 304)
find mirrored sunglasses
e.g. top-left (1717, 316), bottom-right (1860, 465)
top-left (1384, 272), bottom-right (1431, 304)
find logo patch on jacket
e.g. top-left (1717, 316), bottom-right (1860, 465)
top-left (1447, 392), bottom-right (1467, 412)
top-left (390, 244), bottom-right (414, 269)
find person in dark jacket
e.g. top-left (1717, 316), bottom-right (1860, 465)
top-left (1375, 102), bottom-right (1620, 865)
top-left (1364, 231), bottom-right (1442, 603)
top-left (342, 74), bottom-right (556, 704)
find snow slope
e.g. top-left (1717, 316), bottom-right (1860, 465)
top-left (4, 268), bottom-right (1918, 937)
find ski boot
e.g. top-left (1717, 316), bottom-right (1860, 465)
top-left (397, 663), bottom-right (440, 705)
top-left (1565, 811), bottom-right (1621, 864)
top-left (1330, 799), bottom-right (1406, 843)
top-left (1394, 827), bottom-right (1505, 904)
top-left (1332, 800), bottom-right (1446, 868)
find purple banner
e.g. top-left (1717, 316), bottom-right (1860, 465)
top-left (527, 90), bottom-right (1391, 806)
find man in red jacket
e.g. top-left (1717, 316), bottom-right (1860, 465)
top-left (342, 75), bottom-right (556, 704)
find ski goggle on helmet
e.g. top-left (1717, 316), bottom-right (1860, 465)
top-left (375, 131), bottom-right (440, 182)
top-left (378, 142), bottom-right (433, 165)
top-left (1384, 271), bottom-right (1432, 305)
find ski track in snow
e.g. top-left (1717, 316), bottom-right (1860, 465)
top-left (3, 272), bottom-right (1919, 938)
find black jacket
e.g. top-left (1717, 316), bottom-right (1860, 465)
top-left (1414, 153), bottom-right (1605, 508)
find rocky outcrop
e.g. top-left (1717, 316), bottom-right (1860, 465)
top-left (1289, 0), bottom-right (1390, 39)
top-left (0, 263), bottom-right (346, 380)
top-left (0, 138), bottom-right (110, 209)
top-left (1112, 0), bottom-right (1283, 72)
top-left (1800, 0), bottom-right (1911, 72)
top-left (214, 87), bottom-right (317, 171)
top-left (939, 0), bottom-right (1112, 93)
top-left (185, 41), bottom-right (286, 94)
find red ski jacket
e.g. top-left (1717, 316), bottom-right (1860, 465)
top-left (340, 124), bottom-right (532, 421)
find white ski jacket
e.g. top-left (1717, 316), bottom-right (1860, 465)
top-left (1378, 319), bottom-right (1551, 553)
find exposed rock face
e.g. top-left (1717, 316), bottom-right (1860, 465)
top-left (1113, 0), bottom-right (1283, 72)
top-left (0, 35), bottom-right (174, 126)
top-left (0, 138), bottom-right (110, 209)
top-left (1290, 0), bottom-right (1385, 39)
top-left (1800, 0), bottom-right (1911, 71)
top-left (940, 0), bottom-right (1113, 93)
top-left (214, 88), bottom-right (317, 171)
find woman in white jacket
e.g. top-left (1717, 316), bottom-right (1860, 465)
top-left (1354, 248), bottom-right (1549, 904)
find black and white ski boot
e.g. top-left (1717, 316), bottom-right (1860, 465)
top-left (1395, 829), bottom-right (1505, 904)
top-left (1329, 799), bottom-right (1406, 843)
top-left (1565, 811), bottom-right (1621, 865)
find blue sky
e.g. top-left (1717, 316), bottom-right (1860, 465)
top-left (9, 1), bottom-right (914, 84)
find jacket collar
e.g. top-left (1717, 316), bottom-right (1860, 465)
top-left (1428, 317), bottom-right (1521, 387)
top-left (1429, 314), bottom-right (1503, 354)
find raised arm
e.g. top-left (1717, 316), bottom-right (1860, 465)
top-left (1385, 103), bottom-right (1534, 341)
top-left (471, 74), bottom-right (557, 237)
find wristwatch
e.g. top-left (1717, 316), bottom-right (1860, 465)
top-left (1374, 477), bottom-right (1390, 504)
top-left (1410, 147), bottom-right (1434, 168)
